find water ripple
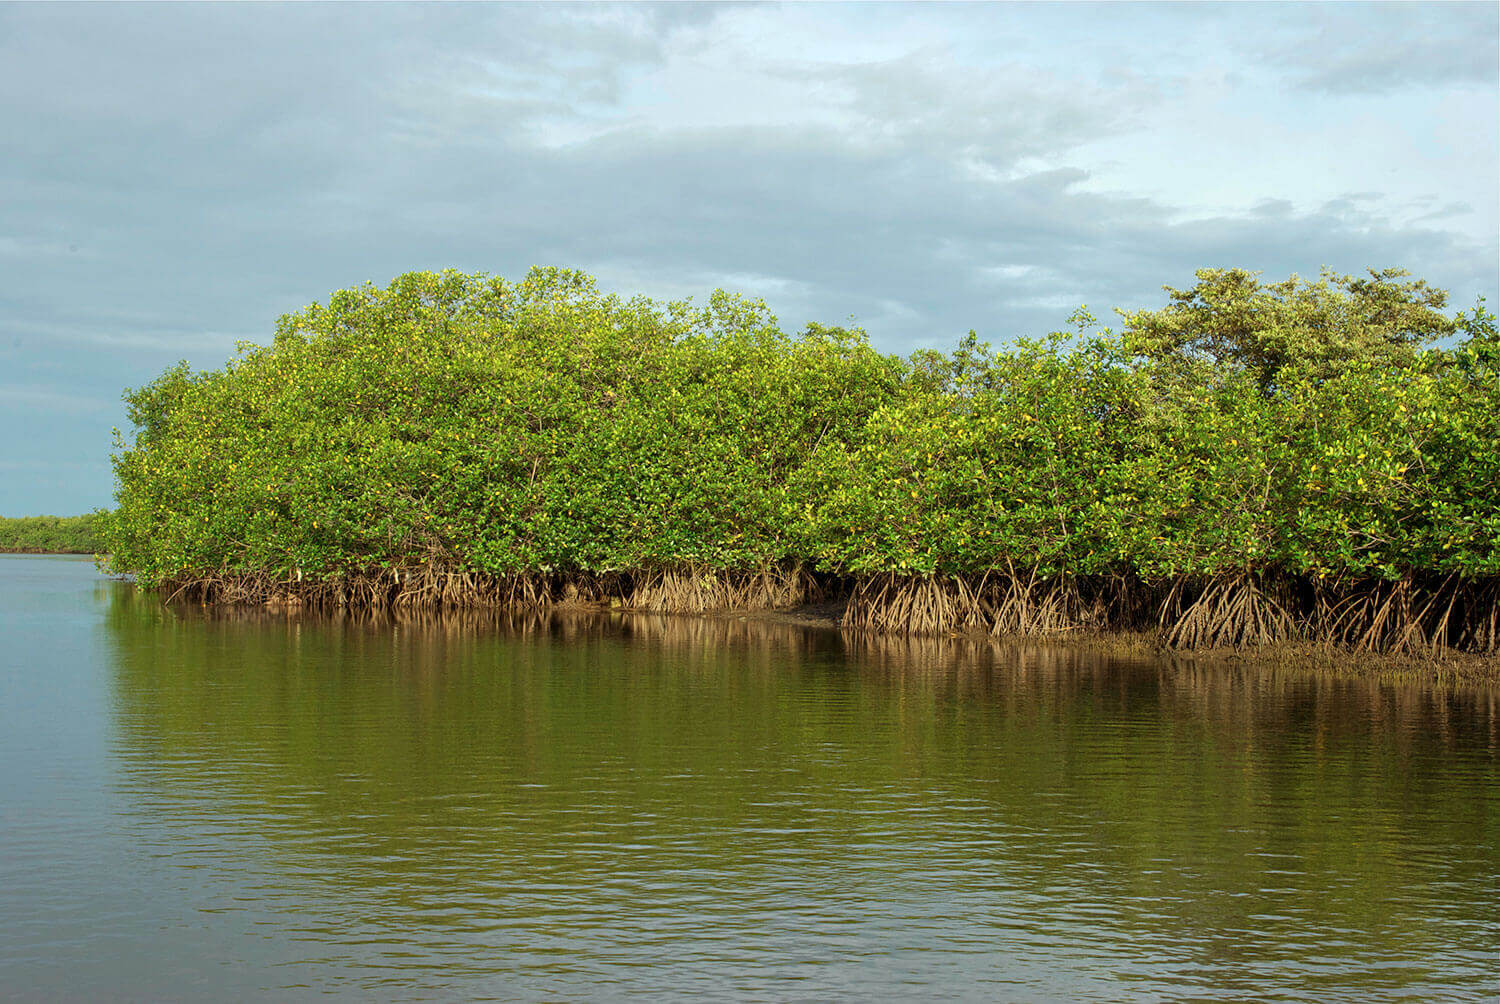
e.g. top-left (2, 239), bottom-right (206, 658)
top-left (0, 563), bottom-right (1496, 999)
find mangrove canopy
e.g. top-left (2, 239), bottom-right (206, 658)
top-left (100, 266), bottom-right (1500, 653)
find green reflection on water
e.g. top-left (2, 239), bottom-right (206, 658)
top-left (102, 586), bottom-right (1500, 998)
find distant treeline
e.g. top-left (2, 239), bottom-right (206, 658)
top-left (0, 514), bottom-right (101, 554)
top-left (100, 267), bottom-right (1499, 654)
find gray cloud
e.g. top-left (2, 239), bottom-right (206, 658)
top-left (0, 2), bottom-right (1494, 514)
top-left (788, 49), bottom-right (1160, 168)
top-left (1247, 3), bottom-right (1499, 94)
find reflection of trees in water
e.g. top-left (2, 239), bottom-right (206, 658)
top-left (102, 583), bottom-right (1500, 985)
top-left (107, 585), bottom-right (1500, 803)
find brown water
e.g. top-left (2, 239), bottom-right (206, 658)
top-left (2, 554), bottom-right (1497, 1000)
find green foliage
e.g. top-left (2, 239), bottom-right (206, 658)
top-left (101, 266), bottom-right (1498, 602)
top-left (0, 513), bottom-right (102, 553)
top-left (1118, 267), bottom-right (1456, 390)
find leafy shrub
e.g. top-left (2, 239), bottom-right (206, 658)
top-left (0, 514), bottom-right (101, 553)
top-left (99, 267), bottom-right (1499, 651)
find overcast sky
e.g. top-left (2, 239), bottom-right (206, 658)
top-left (2, 2), bottom-right (1496, 515)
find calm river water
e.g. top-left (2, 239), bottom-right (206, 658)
top-left (1, 554), bottom-right (1497, 1000)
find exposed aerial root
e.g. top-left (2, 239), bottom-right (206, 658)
top-left (158, 562), bottom-right (822, 616)
top-left (626, 564), bottom-right (820, 613)
top-left (841, 573), bottom-right (985, 634)
top-left (1320, 574), bottom-right (1500, 656)
top-left (985, 565), bottom-right (1104, 636)
top-left (1160, 573), bottom-right (1298, 650)
top-left (151, 565), bottom-right (1499, 655)
top-left (1467, 578), bottom-right (1499, 654)
top-left (841, 568), bottom-right (1102, 637)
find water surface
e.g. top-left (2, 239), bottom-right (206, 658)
top-left (2, 555), bottom-right (1497, 999)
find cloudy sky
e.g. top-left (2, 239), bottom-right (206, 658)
top-left (2, 2), bottom-right (1496, 515)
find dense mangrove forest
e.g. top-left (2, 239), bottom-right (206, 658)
top-left (0, 514), bottom-right (100, 554)
top-left (99, 266), bottom-right (1499, 655)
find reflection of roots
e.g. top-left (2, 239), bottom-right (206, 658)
top-left (155, 565), bottom-right (1499, 656)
